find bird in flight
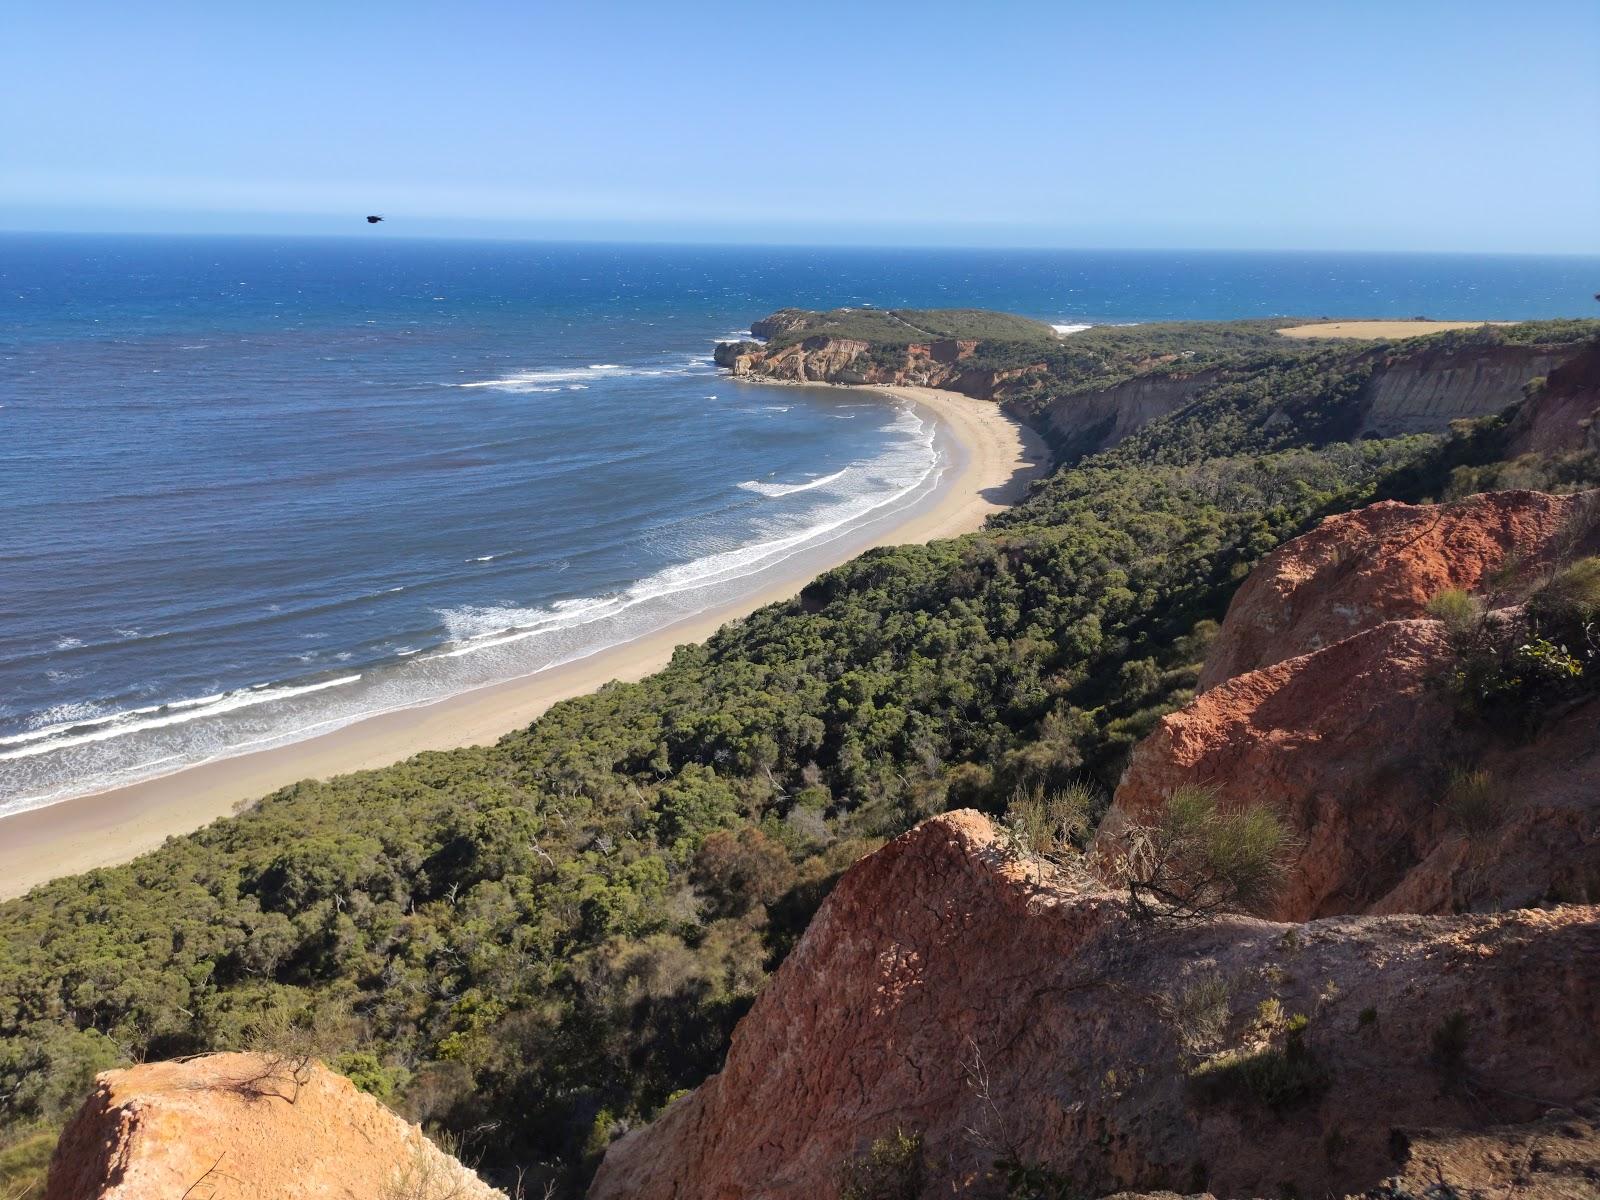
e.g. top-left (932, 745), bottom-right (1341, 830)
top-left (366, 215), bottom-right (384, 224)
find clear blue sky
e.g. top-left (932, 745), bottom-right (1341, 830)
top-left (3, 0), bottom-right (1597, 252)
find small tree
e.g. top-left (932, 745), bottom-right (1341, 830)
top-left (690, 826), bottom-right (794, 919)
top-left (1122, 786), bottom-right (1294, 920)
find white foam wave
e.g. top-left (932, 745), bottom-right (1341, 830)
top-left (1, 398), bottom-right (939, 814)
top-left (430, 408), bottom-right (937, 665)
top-left (738, 468), bottom-right (848, 498)
top-left (458, 359), bottom-right (713, 392)
top-left (54, 637), bottom-right (84, 651)
top-left (0, 677), bottom-right (361, 761)
top-left (1052, 323), bottom-right (1092, 335)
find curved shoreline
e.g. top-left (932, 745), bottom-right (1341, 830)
top-left (0, 386), bottom-right (1048, 900)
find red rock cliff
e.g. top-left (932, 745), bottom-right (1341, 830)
top-left (1099, 489), bottom-right (1600, 921)
top-left (1199, 489), bottom-right (1600, 689)
top-left (589, 812), bottom-right (1600, 1200)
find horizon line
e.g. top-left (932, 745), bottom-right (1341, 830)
top-left (4, 225), bottom-right (1600, 261)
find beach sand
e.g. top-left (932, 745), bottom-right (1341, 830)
top-left (0, 385), bottom-right (1048, 900)
top-left (1276, 320), bottom-right (1515, 340)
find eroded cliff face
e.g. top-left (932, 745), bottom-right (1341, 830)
top-left (1198, 489), bottom-right (1600, 689)
top-left (1098, 488), bottom-right (1600, 921)
top-left (1035, 370), bottom-right (1222, 458)
top-left (718, 327), bottom-right (1589, 464)
top-left (715, 334), bottom-right (1212, 457)
top-left (589, 812), bottom-right (1600, 1200)
top-left (714, 335), bottom-right (1045, 399)
top-left (1100, 618), bottom-right (1600, 919)
top-left (1508, 343), bottom-right (1600, 456)
top-left (1355, 345), bottom-right (1565, 437)
top-left (45, 1053), bottom-right (502, 1200)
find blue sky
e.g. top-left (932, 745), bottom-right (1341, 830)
top-left (3, 0), bottom-right (1597, 252)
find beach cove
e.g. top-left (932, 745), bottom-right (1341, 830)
top-left (0, 386), bottom-right (1047, 898)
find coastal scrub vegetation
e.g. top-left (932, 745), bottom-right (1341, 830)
top-left (753, 306), bottom-right (1057, 348)
top-left (1119, 786), bottom-right (1295, 921)
top-left (1, 322), bottom-right (1597, 1193)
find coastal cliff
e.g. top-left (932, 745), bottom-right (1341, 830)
top-left (718, 311), bottom-right (1593, 460)
top-left (1508, 341), bottom-right (1600, 455)
top-left (14, 316), bottom-right (1600, 1200)
top-left (714, 333), bottom-right (1046, 399)
top-left (1356, 343), bottom-right (1565, 436)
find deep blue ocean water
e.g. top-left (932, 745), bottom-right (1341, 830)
top-left (2, 235), bottom-right (1596, 812)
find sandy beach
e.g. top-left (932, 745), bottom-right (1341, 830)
top-left (0, 385), bottom-right (1048, 899)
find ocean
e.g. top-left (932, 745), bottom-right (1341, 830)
top-left (2, 235), bottom-right (1595, 814)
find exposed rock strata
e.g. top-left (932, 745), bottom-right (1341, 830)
top-left (1102, 489), bottom-right (1600, 920)
top-left (1101, 618), bottom-right (1600, 918)
top-left (1036, 370), bottom-right (1222, 457)
top-left (715, 334), bottom-right (1044, 400)
top-left (1356, 345), bottom-right (1566, 437)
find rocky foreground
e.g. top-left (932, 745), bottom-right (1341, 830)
top-left (590, 811), bottom-right (1598, 1199)
top-left (43, 1054), bottom-right (502, 1200)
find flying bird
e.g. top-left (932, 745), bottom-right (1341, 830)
top-left (366, 215), bottom-right (384, 224)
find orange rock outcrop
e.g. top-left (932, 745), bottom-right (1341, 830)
top-left (44, 1053), bottom-right (502, 1200)
top-left (1199, 489), bottom-right (1600, 690)
top-left (1103, 489), bottom-right (1600, 920)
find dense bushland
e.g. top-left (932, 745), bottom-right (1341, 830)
top-left (2, 321), bottom-right (1595, 1191)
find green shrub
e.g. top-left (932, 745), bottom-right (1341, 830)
top-left (1534, 555), bottom-right (1600, 619)
top-left (1447, 626), bottom-right (1595, 735)
top-left (995, 1157), bottom-right (1083, 1199)
top-left (1441, 768), bottom-right (1505, 835)
top-left (1004, 781), bottom-right (1096, 862)
top-left (839, 1129), bottom-right (925, 1200)
top-left (1188, 1014), bottom-right (1328, 1111)
top-left (1425, 588), bottom-right (1483, 639)
top-left (1170, 973), bottom-right (1232, 1051)
top-left (0, 1127), bottom-right (57, 1200)
top-left (1123, 786), bottom-right (1295, 919)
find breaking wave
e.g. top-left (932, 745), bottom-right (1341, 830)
top-left (738, 468), bottom-right (848, 498)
